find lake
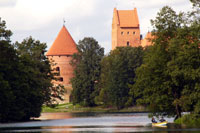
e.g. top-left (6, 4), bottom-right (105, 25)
top-left (0, 112), bottom-right (200, 132)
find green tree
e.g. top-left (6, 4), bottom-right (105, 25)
top-left (0, 18), bottom-right (21, 122)
top-left (0, 18), bottom-right (64, 122)
top-left (71, 37), bottom-right (104, 106)
top-left (97, 47), bottom-right (144, 109)
top-left (15, 37), bottom-right (65, 106)
top-left (132, 1), bottom-right (200, 119)
top-left (0, 40), bottom-right (17, 122)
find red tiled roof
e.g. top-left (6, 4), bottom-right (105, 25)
top-left (46, 26), bottom-right (77, 56)
top-left (117, 8), bottom-right (139, 28)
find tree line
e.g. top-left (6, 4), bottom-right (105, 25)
top-left (71, 0), bottom-right (200, 120)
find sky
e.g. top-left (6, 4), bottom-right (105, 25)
top-left (0, 0), bottom-right (193, 54)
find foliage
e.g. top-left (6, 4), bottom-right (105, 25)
top-left (0, 18), bottom-right (12, 41)
top-left (97, 47), bottom-right (144, 109)
top-left (132, 3), bottom-right (200, 119)
top-left (15, 37), bottom-right (65, 105)
top-left (0, 29), bottom-right (18, 121)
top-left (175, 114), bottom-right (200, 127)
top-left (71, 37), bottom-right (104, 106)
top-left (0, 18), bottom-right (64, 122)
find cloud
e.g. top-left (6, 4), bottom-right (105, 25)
top-left (0, 0), bottom-right (193, 54)
top-left (0, 0), bottom-right (96, 31)
top-left (0, 0), bottom-right (17, 7)
top-left (116, 0), bottom-right (190, 9)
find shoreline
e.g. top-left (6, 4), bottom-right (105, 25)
top-left (42, 103), bottom-right (148, 113)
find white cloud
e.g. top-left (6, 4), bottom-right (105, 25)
top-left (0, 0), bottom-right (193, 53)
top-left (0, 0), bottom-right (96, 31)
top-left (116, 0), bottom-right (190, 9)
top-left (0, 0), bottom-right (17, 7)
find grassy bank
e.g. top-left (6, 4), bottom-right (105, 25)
top-left (42, 103), bottom-right (148, 113)
top-left (174, 114), bottom-right (200, 127)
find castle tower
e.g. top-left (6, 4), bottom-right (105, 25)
top-left (112, 8), bottom-right (141, 50)
top-left (46, 25), bottom-right (77, 102)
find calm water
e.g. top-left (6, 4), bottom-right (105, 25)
top-left (0, 112), bottom-right (200, 132)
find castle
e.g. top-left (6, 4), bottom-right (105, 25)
top-left (46, 8), bottom-right (152, 102)
top-left (112, 8), bottom-right (153, 49)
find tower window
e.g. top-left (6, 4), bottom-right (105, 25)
top-left (127, 41), bottom-right (130, 46)
top-left (55, 67), bottom-right (60, 76)
top-left (56, 67), bottom-right (60, 71)
top-left (121, 32), bottom-right (124, 35)
top-left (133, 32), bottom-right (135, 35)
top-left (127, 31), bottom-right (129, 35)
top-left (59, 77), bottom-right (63, 82)
top-left (140, 35), bottom-right (143, 40)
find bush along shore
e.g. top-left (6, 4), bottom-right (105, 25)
top-left (174, 114), bottom-right (200, 127)
top-left (42, 103), bottom-right (148, 113)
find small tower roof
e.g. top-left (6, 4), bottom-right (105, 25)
top-left (141, 32), bottom-right (154, 47)
top-left (46, 26), bottom-right (77, 56)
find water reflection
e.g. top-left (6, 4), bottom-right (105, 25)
top-left (0, 112), bottom-right (200, 132)
top-left (36, 112), bottom-right (72, 120)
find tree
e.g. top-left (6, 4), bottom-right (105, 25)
top-left (0, 18), bottom-right (12, 41)
top-left (15, 36), bottom-right (65, 106)
top-left (0, 18), bottom-right (64, 122)
top-left (0, 18), bottom-right (21, 122)
top-left (97, 47), bottom-right (144, 109)
top-left (132, 2), bottom-right (200, 119)
top-left (71, 37), bottom-right (104, 106)
top-left (0, 40), bottom-right (18, 122)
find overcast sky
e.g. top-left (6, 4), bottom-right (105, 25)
top-left (0, 0), bottom-right (192, 53)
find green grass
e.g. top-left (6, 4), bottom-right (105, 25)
top-left (42, 103), bottom-right (148, 113)
top-left (42, 103), bottom-right (73, 112)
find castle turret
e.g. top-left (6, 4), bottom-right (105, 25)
top-left (46, 25), bottom-right (77, 102)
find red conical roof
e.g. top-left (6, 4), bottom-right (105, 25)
top-left (46, 26), bottom-right (77, 56)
